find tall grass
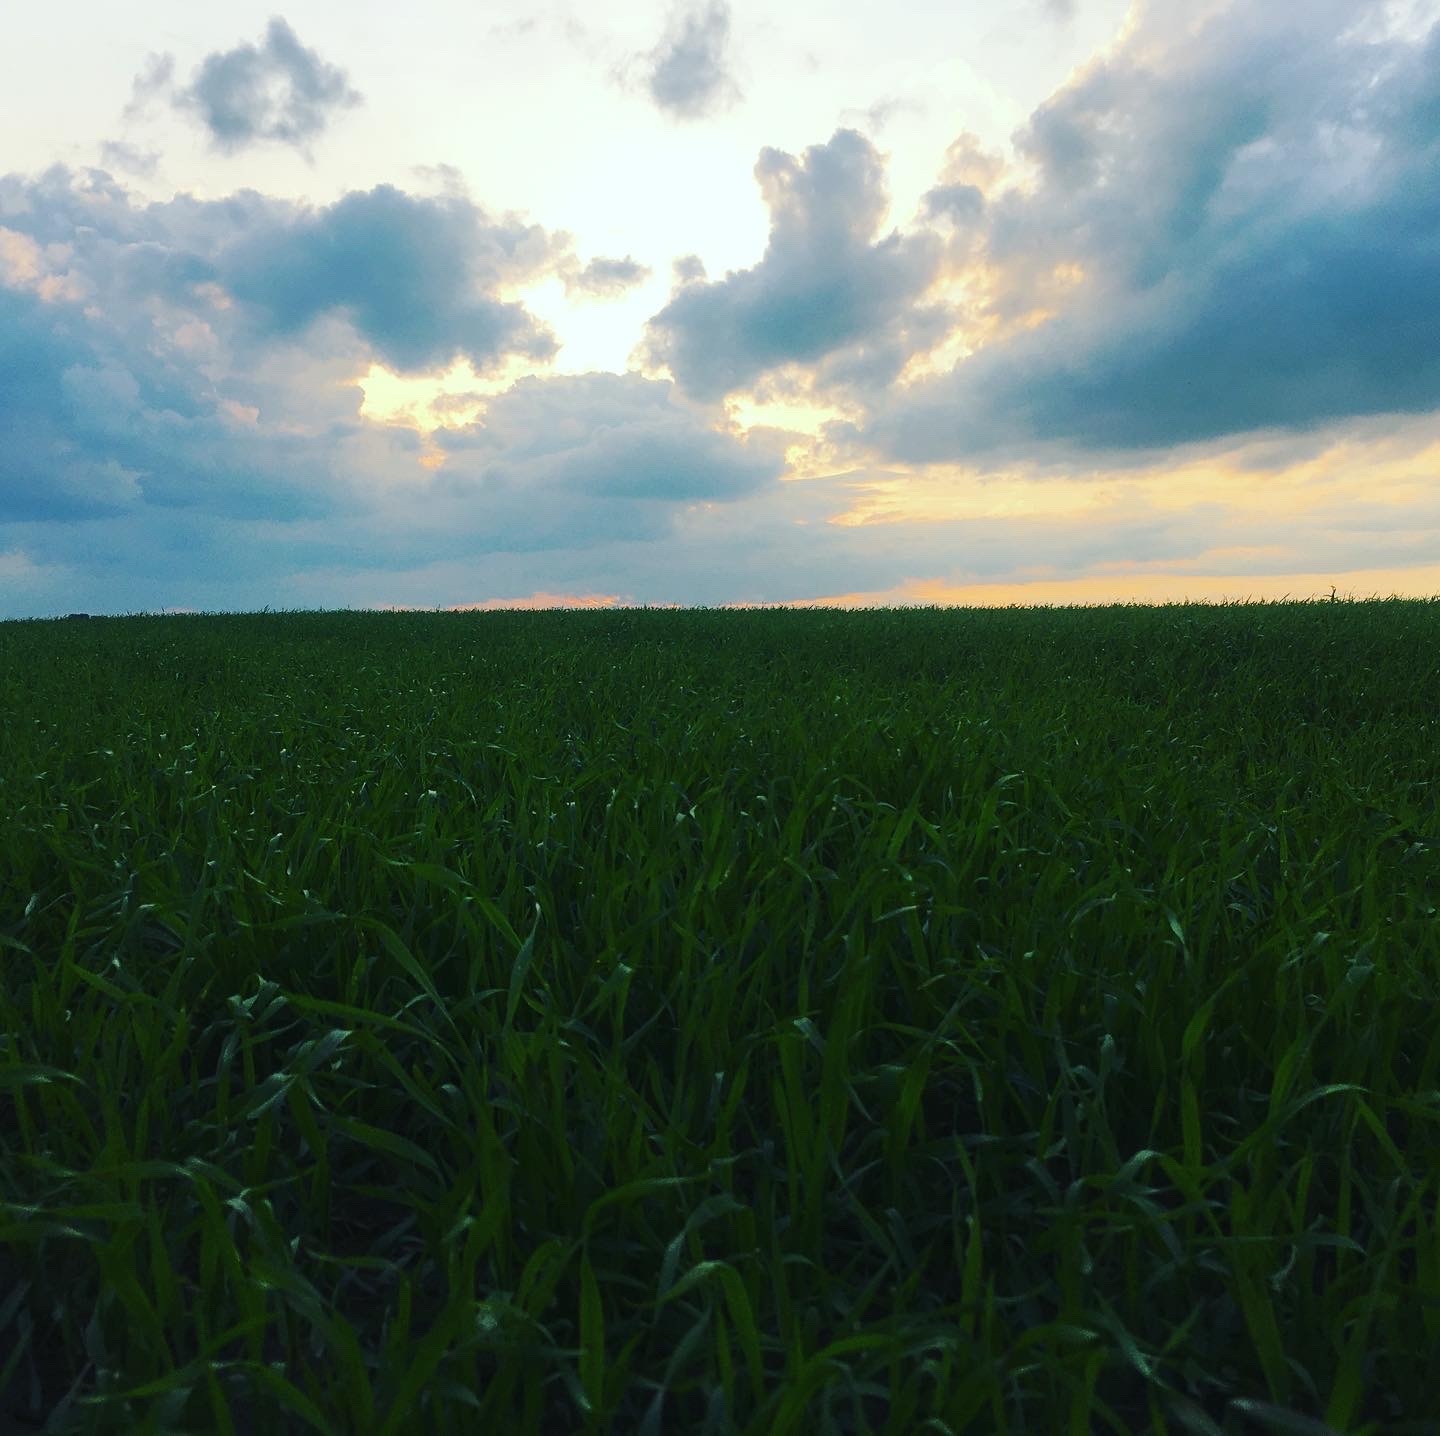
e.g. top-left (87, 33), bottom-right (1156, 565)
top-left (1, 598), bottom-right (1437, 1434)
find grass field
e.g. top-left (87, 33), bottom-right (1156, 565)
top-left (1, 599), bottom-right (1438, 1434)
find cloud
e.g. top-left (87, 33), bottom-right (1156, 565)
top-left (0, 276), bottom-right (311, 525)
top-left (409, 162), bottom-right (470, 197)
top-left (917, 131), bottom-right (1005, 233)
top-left (838, 96), bottom-right (928, 136)
top-left (638, 2), bottom-right (740, 120)
top-left (865, 0), bottom-right (1440, 463)
top-left (98, 141), bottom-right (160, 179)
top-left (931, 131), bottom-right (1007, 193)
top-left (922, 182), bottom-right (984, 227)
top-left (122, 52), bottom-right (175, 123)
top-left (641, 129), bottom-right (943, 400)
top-left (672, 254), bottom-right (707, 284)
top-left (217, 185), bottom-right (561, 373)
top-left (426, 371), bottom-right (785, 547)
top-left (562, 254), bottom-right (652, 300)
top-left (0, 547), bottom-right (49, 585)
top-left (174, 18), bottom-right (361, 154)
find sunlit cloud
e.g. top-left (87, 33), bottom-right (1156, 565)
top-left (724, 391), bottom-right (853, 440)
top-left (0, 228), bottom-right (84, 303)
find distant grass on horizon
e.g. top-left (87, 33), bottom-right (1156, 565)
top-left (2, 599), bottom-right (1438, 1434)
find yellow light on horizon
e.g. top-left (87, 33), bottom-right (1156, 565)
top-left (788, 564), bottom-right (1440, 610)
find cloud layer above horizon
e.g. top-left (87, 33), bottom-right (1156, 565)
top-left (2, 0), bottom-right (1439, 617)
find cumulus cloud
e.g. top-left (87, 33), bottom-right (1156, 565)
top-left (425, 371), bottom-right (785, 547)
top-left (562, 254), bottom-right (652, 300)
top-left (637, 2), bottom-right (740, 120)
top-left (217, 185), bottom-right (560, 373)
top-left (642, 129), bottom-right (943, 400)
top-left (172, 18), bottom-right (361, 154)
top-left (861, 0), bottom-right (1440, 464)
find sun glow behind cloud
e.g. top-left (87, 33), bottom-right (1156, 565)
top-left (355, 271), bottom-right (678, 444)
top-left (724, 392), bottom-right (854, 439)
top-left (357, 360), bottom-right (497, 433)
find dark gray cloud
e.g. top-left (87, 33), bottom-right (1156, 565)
top-left (867, 1), bottom-right (1440, 463)
top-left (562, 255), bottom-right (652, 300)
top-left (176, 18), bottom-right (361, 154)
top-left (642, 129), bottom-right (942, 400)
top-left (217, 185), bottom-right (560, 373)
top-left (641, 2), bottom-right (740, 120)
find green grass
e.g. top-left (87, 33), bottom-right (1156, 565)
top-left (1, 598), bottom-right (1437, 1434)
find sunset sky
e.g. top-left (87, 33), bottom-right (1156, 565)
top-left (2, 0), bottom-right (1439, 616)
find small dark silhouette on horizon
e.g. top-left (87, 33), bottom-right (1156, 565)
top-left (65, 613), bottom-right (91, 620)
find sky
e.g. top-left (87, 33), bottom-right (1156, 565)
top-left (2, 0), bottom-right (1440, 616)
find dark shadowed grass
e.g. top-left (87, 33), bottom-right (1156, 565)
top-left (1, 598), bottom-right (1438, 1434)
